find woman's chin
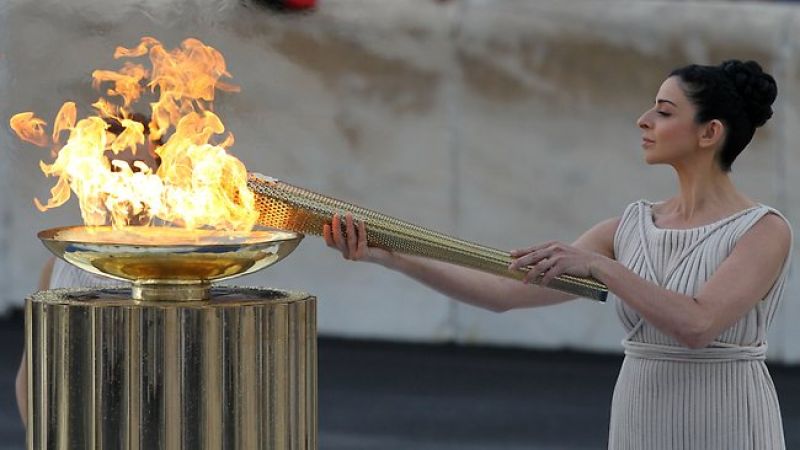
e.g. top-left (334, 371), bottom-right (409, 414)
top-left (643, 154), bottom-right (667, 166)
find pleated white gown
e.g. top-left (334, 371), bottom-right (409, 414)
top-left (608, 200), bottom-right (792, 450)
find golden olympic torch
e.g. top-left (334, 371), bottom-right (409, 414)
top-left (247, 173), bottom-right (608, 302)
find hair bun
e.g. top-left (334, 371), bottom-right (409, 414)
top-left (720, 60), bottom-right (777, 127)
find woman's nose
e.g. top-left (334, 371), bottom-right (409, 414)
top-left (637, 111), bottom-right (652, 130)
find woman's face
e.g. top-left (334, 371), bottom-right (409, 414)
top-left (637, 76), bottom-right (705, 166)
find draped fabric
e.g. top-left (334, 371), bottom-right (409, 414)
top-left (608, 200), bottom-right (792, 450)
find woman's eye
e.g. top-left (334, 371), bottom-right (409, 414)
top-left (657, 111), bottom-right (671, 117)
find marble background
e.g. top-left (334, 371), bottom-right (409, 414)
top-left (2, 0), bottom-right (799, 360)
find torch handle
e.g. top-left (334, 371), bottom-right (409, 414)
top-left (247, 173), bottom-right (608, 302)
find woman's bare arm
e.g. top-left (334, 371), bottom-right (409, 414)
top-left (325, 213), bottom-right (619, 312)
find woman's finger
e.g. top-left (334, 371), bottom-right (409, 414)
top-left (345, 213), bottom-right (358, 259)
top-left (331, 214), bottom-right (349, 257)
top-left (522, 263), bottom-right (541, 285)
top-left (356, 220), bottom-right (368, 258)
top-left (510, 247), bottom-right (554, 270)
top-left (509, 252), bottom-right (538, 270)
top-left (510, 241), bottom-right (556, 257)
top-left (323, 223), bottom-right (335, 247)
top-left (509, 253), bottom-right (536, 271)
top-left (523, 257), bottom-right (555, 284)
top-left (510, 246), bottom-right (537, 258)
top-left (540, 258), bottom-right (565, 286)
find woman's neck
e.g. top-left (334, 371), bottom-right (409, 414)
top-left (662, 161), bottom-right (754, 222)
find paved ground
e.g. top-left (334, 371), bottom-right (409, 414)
top-left (1, 308), bottom-right (800, 449)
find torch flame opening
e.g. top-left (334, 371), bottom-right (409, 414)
top-left (9, 37), bottom-right (256, 232)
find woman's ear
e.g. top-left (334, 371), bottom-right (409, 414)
top-left (698, 119), bottom-right (725, 150)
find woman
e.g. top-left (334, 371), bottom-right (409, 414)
top-left (324, 60), bottom-right (791, 449)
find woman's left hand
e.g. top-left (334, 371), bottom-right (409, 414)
top-left (509, 241), bottom-right (607, 286)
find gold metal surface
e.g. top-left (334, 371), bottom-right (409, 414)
top-left (26, 286), bottom-right (318, 450)
top-left (38, 225), bottom-right (303, 301)
top-left (247, 173), bottom-right (608, 302)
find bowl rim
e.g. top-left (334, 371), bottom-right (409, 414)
top-left (37, 225), bottom-right (303, 248)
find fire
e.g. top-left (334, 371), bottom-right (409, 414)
top-left (9, 37), bottom-right (256, 231)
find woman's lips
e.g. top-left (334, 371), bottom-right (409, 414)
top-left (641, 138), bottom-right (655, 147)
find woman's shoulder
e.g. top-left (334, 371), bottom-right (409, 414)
top-left (719, 203), bottom-right (791, 266)
top-left (623, 198), bottom-right (656, 210)
top-left (732, 207), bottom-right (792, 275)
top-left (749, 206), bottom-right (792, 240)
top-left (729, 202), bottom-right (792, 239)
top-left (615, 199), bottom-right (651, 224)
top-left (757, 203), bottom-right (792, 225)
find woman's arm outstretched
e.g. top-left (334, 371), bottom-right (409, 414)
top-left (324, 213), bottom-right (619, 312)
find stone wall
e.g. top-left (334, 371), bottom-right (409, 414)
top-left (2, 0), bottom-right (800, 360)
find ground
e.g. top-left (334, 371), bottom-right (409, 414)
top-left (1, 309), bottom-right (799, 449)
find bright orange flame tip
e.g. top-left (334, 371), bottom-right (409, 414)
top-left (10, 112), bottom-right (49, 147)
top-left (52, 102), bottom-right (77, 144)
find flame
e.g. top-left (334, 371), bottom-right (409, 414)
top-left (52, 102), bottom-right (77, 144)
top-left (10, 112), bottom-right (48, 147)
top-left (9, 37), bottom-right (257, 231)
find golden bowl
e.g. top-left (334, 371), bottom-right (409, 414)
top-left (38, 225), bottom-right (303, 301)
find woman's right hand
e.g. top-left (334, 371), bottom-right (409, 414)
top-left (323, 212), bottom-right (393, 265)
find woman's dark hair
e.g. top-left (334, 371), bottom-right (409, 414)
top-left (670, 60), bottom-right (777, 172)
